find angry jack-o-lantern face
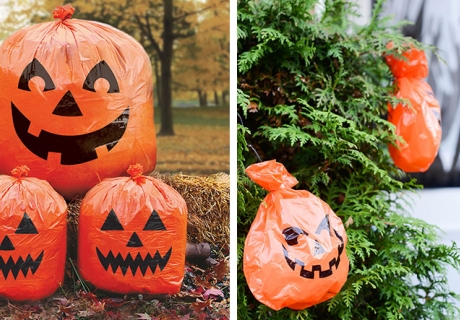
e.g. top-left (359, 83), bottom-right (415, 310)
top-left (281, 215), bottom-right (345, 279)
top-left (0, 167), bottom-right (67, 301)
top-left (244, 160), bottom-right (349, 310)
top-left (0, 6), bottom-right (156, 200)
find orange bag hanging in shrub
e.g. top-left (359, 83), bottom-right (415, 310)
top-left (388, 77), bottom-right (442, 172)
top-left (0, 4), bottom-right (156, 200)
top-left (244, 160), bottom-right (349, 311)
top-left (386, 46), bottom-right (442, 172)
top-left (0, 165), bottom-right (67, 301)
top-left (385, 44), bottom-right (429, 79)
top-left (78, 164), bottom-right (187, 294)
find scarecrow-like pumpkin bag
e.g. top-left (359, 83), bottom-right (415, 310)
top-left (0, 4), bottom-right (156, 200)
top-left (77, 164), bottom-right (188, 294)
top-left (386, 45), bottom-right (442, 172)
top-left (0, 165), bottom-right (67, 301)
top-left (244, 160), bottom-right (349, 311)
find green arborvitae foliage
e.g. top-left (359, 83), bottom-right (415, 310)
top-left (237, 0), bottom-right (460, 319)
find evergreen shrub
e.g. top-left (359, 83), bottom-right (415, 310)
top-left (237, 0), bottom-right (460, 319)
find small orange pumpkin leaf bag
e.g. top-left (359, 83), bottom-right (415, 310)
top-left (244, 160), bottom-right (349, 311)
top-left (0, 165), bottom-right (67, 301)
top-left (77, 164), bottom-right (187, 294)
top-left (386, 46), bottom-right (442, 172)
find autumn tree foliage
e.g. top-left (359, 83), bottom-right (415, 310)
top-left (69, 0), bottom-right (229, 135)
top-left (0, 0), bottom-right (61, 42)
top-left (173, 2), bottom-right (229, 107)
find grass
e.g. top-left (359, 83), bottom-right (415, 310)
top-left (153, 106), bottom-right (230, 176)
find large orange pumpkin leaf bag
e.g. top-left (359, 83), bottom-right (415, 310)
top-left (244, 160), bottom-right (349, 311)
top-left (78, 164), bottom-right (187, 294)
top-left (386, 46), bottom-right (442, 172)
top-left (0, 165), bottom-right (67, 301)
top-left (0, 4), bottom-right (156, 200)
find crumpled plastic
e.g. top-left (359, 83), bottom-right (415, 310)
top-left (0, 165), bottom-right (67, 301)
top-left (385, 44), bottom-right (428, 79)
top-left (386, 45), bottom-right (442, 172)
top-left (243, 160), bottom-right (349, 311)
top-left (77, 163), bottom-right (188, 294)
top-left (0, 4), bottom-right (156, 200)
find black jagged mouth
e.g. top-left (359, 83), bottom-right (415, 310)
top-left (11, 103), bottom-right (129, 165)
top-left (96, 247), bottom-right (172, 276)
top-left (282, 229), bottom-right (345, 279)
top-left (0, 251), bottom-right (44, 280)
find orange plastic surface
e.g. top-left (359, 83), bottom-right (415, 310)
top-left (385, 44), bottom-right (442, 172)
top-left (77, 164), bottom-right (188, 294)
top-left (244, 160), bottom-right (349, 310)
top-left (0, 166), bottom-right (67, 301)
top-left (0, 5), bottom-right (156, 200)
top-left (385, 44), bottom-right (429, 79)
top-left (388, 77), bottom-right (442, 172)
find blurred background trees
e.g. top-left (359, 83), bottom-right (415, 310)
top-left (0, 0), bottom-right (229, 136)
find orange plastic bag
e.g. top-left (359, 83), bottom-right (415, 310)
top-left (386, 46), bottom-right (442, 172)
top-left (0, 4), bottom-right (156, 200)
top-left (78, 164), bottom-right (187, 294)
top-left (385, 45), bottom-right (428, 79)
top-left (388, 77), bottom-right (442, 172)
top-left (244, 160), bottom-right (349, 310)
top-left (0, 165), bottom-right (67, 301)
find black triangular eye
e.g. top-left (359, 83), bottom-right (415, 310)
top-left (83, 61), bottom-right (119, 93)
top-left (0, 235), bottom-right (15, 250)
top-left (143, 210), bottom-right (166, 230)
top-left (315, 215), bottom-right (330, 234)
top-left (15, 213), bottom-right (38, 234)
top-left (101, 209), bottom-right (124, 231)
top-left (18, 58), bottom-right (56, 92)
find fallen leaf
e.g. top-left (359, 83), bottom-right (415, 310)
top-left (212, 260), bottom-right (229, 281)
top-left (218, 307), bottom-right (230, 318)
top-left (179, 313), bottom-right (191, 320)
top-left (136, 313), bottom-right (153, 319)
top-left (203, 288), bottom-right (224, 301)
top-left (54, 297), bottom-right (71, 306)
top-left (191, 286), bottom-right (206, 295)
top-left (191, 298), bottom-right (212, 313)
top-left (89, 301), bottom-right (105, 313)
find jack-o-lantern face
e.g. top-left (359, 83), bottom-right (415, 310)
top-left (281, 215), bottom-right (345, 279)
top-left (78, 164), bottom-right (187, 294)
top-left (0, 209), bottom-right (67, 301)
top-left (0, 7), bottom-right (156, 200)
top-left (95, 209), bottom-right (172, 277)
top-left (244, 160), bottom-right (350, 310)
top-left (12, 59), bottom-right (129, 165)
top-left (0, 213), bottom-right (43, 280)
top-left (0, 167), bottom-right (67, 301)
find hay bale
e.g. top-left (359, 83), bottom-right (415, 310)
top-left (152, 172), bottom-right (230, 248)
top-left (66, 172), bottom-right (230, 263)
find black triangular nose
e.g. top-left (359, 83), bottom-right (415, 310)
top-left (0, 235), bottom-right (15, 251)
top-left (52, 91), bottom-right (83, 117)
top-left (127, 232), bottom-right (143, 247)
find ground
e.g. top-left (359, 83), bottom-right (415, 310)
top-left (0, 106), bottom-right (230, 320)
